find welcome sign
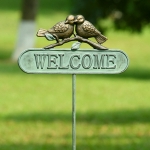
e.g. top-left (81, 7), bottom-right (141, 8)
top-left (18, 49), bottom-right (129, 74)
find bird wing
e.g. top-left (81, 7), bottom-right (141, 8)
top-left (82, 21), bottom-right (100, 36)
top-left (48, 21), bottom-right (69, 33)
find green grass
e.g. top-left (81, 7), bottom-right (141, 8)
top-left (0, 1), bottom-right (150, 149)
top-left (1, 68), bottom-right (150, 150)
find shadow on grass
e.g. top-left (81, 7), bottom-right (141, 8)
top-left (0, 136), bottom-right (150, 150)
top-left (79, 67), bottom-right (150, 80)
top-left (1, 108), bottom-right (150, 124)
top-left (1, 108), bottom-right (150, 149)
top-left (0, 62), bottom-right (150, 80)
top-left (0, 144), bottom-right (70, 150)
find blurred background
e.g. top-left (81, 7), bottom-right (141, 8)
top-left (0, 0), bottom-right (150, 149)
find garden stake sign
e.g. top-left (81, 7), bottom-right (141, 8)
top-left (18, 15), bottom-right (129, 150)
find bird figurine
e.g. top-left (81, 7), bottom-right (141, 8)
top-left (37, 15), bottom-right (75, 43)
top-left (74, 15), bottom-right (107, 44)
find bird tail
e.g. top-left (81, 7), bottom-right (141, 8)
top-left (36, 29), bottom-right (48, 37)
top-left (95, 34), bottom-right (108, 44)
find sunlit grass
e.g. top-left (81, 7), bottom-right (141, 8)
top-left (0, 64), bottom-right (150, 149)
top-left (0, 1), bottom-right (150, 149)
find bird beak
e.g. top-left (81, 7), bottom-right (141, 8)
top-left (74, 19), bottom-right (77, 23)
top-left (65, 20), bottom-right (68, 24)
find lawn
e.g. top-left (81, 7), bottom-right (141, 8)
top-left (0, 1), bottom-right (150, 150)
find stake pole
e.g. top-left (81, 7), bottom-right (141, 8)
top-left (72, 74), bottom-right (76, 150)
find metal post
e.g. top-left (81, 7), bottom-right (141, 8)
top-left (72, 74), bottom-right (76, 150)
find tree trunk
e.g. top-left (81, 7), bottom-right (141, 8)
top-left (21, 0), bottom-right (38, 21)
top-left (12, 0), bottom-right (38, 61)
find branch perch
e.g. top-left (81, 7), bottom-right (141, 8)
top-left (44, 36), bottom-right (108, 50)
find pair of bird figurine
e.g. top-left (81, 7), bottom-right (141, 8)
top-left (37, 15), bottom-right (107, 45)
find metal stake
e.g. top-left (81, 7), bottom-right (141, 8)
top-left (72, 74), bottom-right (76, 150)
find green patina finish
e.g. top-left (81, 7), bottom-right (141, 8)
top-left (18, 13), bottom-right (130, 150)
top-left (18, 48), bottom-right (129, 150)
top-left (18, 48), bottom-right (129, 74)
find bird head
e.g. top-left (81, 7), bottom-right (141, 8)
top-left (65, 15), bottom-right (75, 24)
top-left (74, 15), bottom-right (85, 24)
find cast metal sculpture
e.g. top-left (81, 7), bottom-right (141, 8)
top-left (37, 15), bottom-right (108, 50)
top-left (18, 15), bottom-right (129, 150)
top-left (37, 15), bottom-right (75, 43)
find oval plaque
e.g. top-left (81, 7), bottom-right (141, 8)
top-left (18, 49), bottom-right (129, 74)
